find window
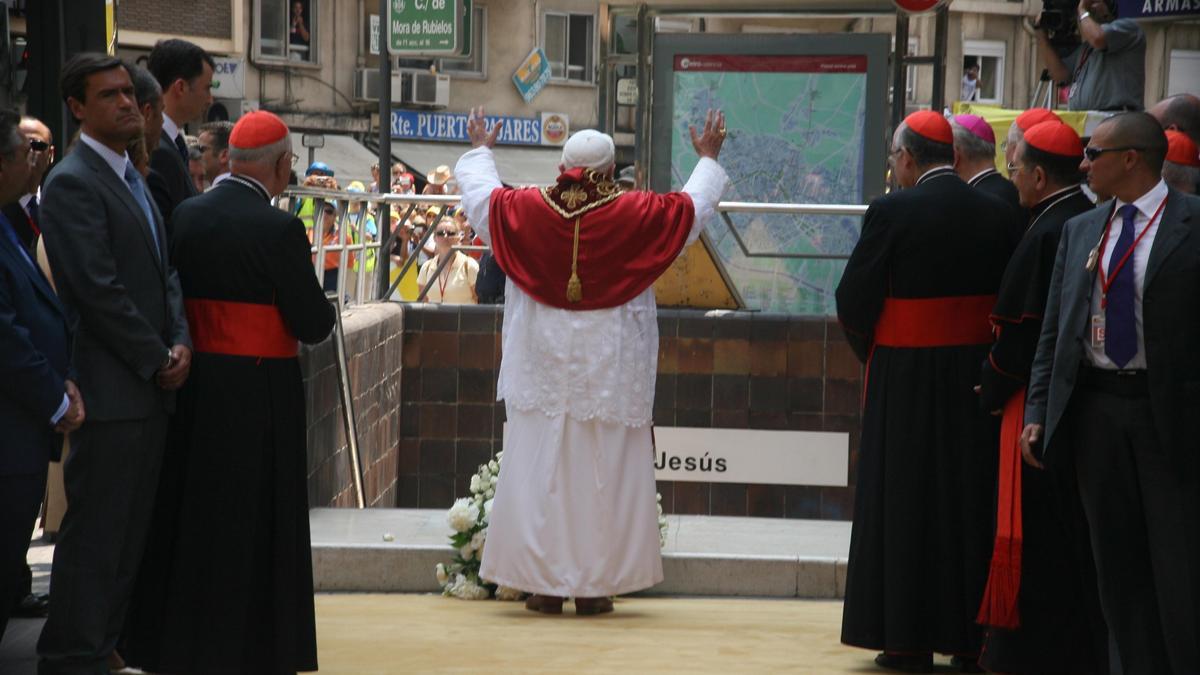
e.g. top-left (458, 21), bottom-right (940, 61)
top-left (257, 0), bottom-right (317, 64)
top-left (439, 6), bottom-right (486, 78)
top-left (543, 12), bottom-right (594, 83)
top-left (1167, 50), bottom-right (1200, 98)
top-left (962, 40), bottom-right (1006, 105)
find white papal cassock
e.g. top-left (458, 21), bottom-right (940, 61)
top-left (454, 147), bottom-right (727, 597)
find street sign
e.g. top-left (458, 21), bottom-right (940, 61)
top-left (512, 47), bottom-right (552, 103)
top-left (386, 0), bottom-right (465, 57)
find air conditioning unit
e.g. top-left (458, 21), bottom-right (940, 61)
top-left (207, 98), bottom-right (259, 123)
top-left (397, 69), bottom-right (450, 108)
top-left (355, 68), bottom-right (384, 102)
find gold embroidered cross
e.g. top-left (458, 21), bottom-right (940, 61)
top-left (561, 184), bottom-right (588, 210)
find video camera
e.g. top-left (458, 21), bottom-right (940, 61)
top-left (1035, 0), bottom-right (1081, 50)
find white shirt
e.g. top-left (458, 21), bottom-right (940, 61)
top-left (19, 189), bottom-right (41, 218)
top-left (78, 132), bottom-right (132, 184)
top-left (1085, 179), bottom-right (1169, 370)
top-left (161, 112), bottom-right (183, 145)
top-left (210, 172), bottom-right (231, 189)
top-left (455, 147), bottom-right (728, 427)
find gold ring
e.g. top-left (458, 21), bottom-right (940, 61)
top-left (718, 127), bottom-right (727, 135)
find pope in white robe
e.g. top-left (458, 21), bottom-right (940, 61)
top-left (454, 108), bottom-right (728, 615)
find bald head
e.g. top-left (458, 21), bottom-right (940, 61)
top-left (1099, 112), bottom-right (1168, 173)
top-left (1149, 94), bottom-right (1200, 146)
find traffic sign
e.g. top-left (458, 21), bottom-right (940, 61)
top-left (386, 0), bottom-right (464, 57)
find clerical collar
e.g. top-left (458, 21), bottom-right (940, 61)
top-left (1031, 185), bottom-right (1082, 216)
top-left (225, 174), bottom-right (272, 201)
top-left (916, 165), bottom-right (956, 185)
top-left (968, 168), bottom-right (999, 186)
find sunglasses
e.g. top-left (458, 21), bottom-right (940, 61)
top-left (29, 139), bottom-right (49, 152)
top-left (1083, 146), bottom-right (1142, 161)
top-left (434, 229), bottom-right (458, 238)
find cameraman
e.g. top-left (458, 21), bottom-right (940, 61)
top-left (1037, 0), bottom-right (1145, 111)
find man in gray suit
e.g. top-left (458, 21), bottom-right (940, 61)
top-left (1022, 112), bottom-right (1200, 673)
top-left (35, 53), bottom-right (191, 675)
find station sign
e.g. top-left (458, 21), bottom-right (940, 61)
top-left (653, 427), bottom-right (849, 487)
top-left (1115, 0), bottom-right (1200, 20)
top-left (387, 0), bottom-right (465, 56)
top-left (390, 109), bottom-right (570, 146)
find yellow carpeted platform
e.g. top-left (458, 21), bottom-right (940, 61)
top-left (314, 594), bottom-right (956, 673)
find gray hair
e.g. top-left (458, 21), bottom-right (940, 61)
top-left (952, 120), bottom-right (996, 161)
top-left (228, 136), bottom-right (291, 164)
top-left (1163, 160), bottom-right (1199, 194)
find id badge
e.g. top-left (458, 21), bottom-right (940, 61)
top-left (1090, 314), bottom-right (1105, 349)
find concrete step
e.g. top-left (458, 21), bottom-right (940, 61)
top-left (309, 508), bottom-right (850, 599)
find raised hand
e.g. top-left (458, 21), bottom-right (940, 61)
top-left (689, 109), bottom-right (727, 161)
top-left (467, 107), bottom-right (502, 149)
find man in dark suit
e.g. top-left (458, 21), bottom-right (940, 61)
top-left (35, 53), bottom-right (192, 674)
top-left (1023, 112), bottom-right (1200, 673)
top-left (837, 111), bottom-right (1016, 673)
top-left (0, 106), bottom-right (82, 644)
top-left (146, 39), bottom-right (213, 226)
top-left (1, 117), bottom-right (54, 258)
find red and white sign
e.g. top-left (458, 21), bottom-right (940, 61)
top-left (892, 0), bottom-right (950, 13)
top-left (674, 54), bottom-right (868, 74)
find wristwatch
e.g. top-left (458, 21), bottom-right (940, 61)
top-left (162, 348), bottom-right (173, 369)
top-left (1079, 11), bottom-right (1090, 21)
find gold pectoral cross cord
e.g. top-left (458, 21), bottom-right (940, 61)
top-left (566, 216), bottom-right (582, 303)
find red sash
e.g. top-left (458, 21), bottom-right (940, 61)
top-left (977, 387), bottom-right (1025, 629)
top-left (185, 299), bottom-right (298, 358)
top-left (487, 168), bottom-right (696, 311)
top-left (873, 295), bottom-right (996, 347)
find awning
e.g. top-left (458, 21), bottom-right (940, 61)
top-left (290, 133), bottom-right (377, 187)
top-left (390, 140), bottom-right (563, 187)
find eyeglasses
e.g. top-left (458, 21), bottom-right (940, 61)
top-left (1083, 146), bottom-right (1142, 161)
top-left (29, 139), bottom-right (49, 153)
top-left (286, 152), bottom-right (299, 167)
top-left (434, 229), bottom-right (458, 238)
top-left (1006, 161), bottom-right (1023, 174)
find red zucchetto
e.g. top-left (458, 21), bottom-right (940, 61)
top-left (1015, 108), bottom-right (1061, 132)
top-left (1165, 130), bottom-right (1200, 167)
top-left (904, 110), bottom-right (953, 144)
top-left (1023, 121), bottom-right (1084, 158)
top-left (229, 110), bottom-right (289, 149)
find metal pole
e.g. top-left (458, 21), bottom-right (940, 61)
top-left (891, 12), bottom-right (909, 130)
top-left (331, 304), bottom-right (366, 509)
top-left (930, 5), bottom-right (949, 113)
top-left (376, 0), bottom-right (393, 300)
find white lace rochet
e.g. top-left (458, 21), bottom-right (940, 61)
top-left (455, 147), bottom-right (728, 427)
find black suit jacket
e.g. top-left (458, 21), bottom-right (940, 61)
top-left (1027, 188), bottom-right (1200, 469)
top-left (148, 130), bottom-right (198, 232)
top-left (39, 141), bottom-right (190, 421)
top-left (0, 211), bottom-right (70, 476)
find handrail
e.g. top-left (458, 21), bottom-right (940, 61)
top-left (275, 188), bottom-right (868, 304)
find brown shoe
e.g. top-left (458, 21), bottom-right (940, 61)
top-left (574, 597), bottom-right (614, 616)
top-left (524, 594), bottom-right (564, 614)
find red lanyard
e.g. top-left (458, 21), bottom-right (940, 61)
top-left (1096, 196), bottom-right (1168, 308)
top-left (437, 253), bottom-right (456, 298)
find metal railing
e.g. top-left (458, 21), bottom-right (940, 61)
top-left (275, 187), bottom-right (869, 308)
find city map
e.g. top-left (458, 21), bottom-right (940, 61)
top-left (670, 55), bottom-right (869, 315)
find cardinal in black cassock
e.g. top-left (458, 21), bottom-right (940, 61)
top-left (975, 121), bottom-right (1108, 674)
top-left (122, 111), bottom-right (334, 674)
top-left (836, 111), bottom-right (1015, 672)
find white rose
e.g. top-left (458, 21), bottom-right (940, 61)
top-left (460, 544), bottom-right (474, 561)
top-left (480, 466), bottom-right (492, 481)
top-left (471, 529), bottom-right (486, 552)
top-left (469, 474), bottom-right (482, 494)
top-left (435, 563), bottom-right (448, 585)
top-left (488, 460), bottom-right (499, 474)
top-left (446, 498), bottom-right (480, 533)
top-left (485, 488), bottom-right (495, 499)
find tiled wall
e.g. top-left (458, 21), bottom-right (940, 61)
top-left (398, 303), bottom-right (863, 521)
top-left (303, 303), bottom-right (403, 508)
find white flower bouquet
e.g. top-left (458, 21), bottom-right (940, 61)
top-left (436, 451), bottom-right (670, 600)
